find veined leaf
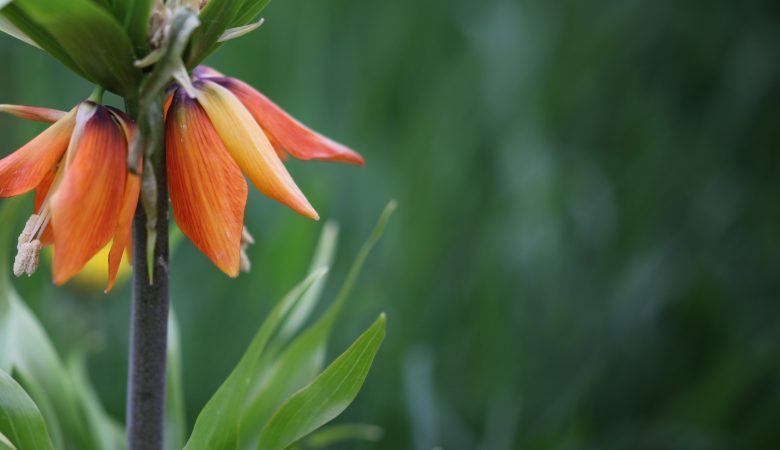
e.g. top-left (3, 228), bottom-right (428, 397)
top-left (0, 369), bottom-right (55, 450)
top-left (12, 0), bottom-right (141, 96)
top-left (183, 268), bottom-right (328, 450)
top-left (256, 314), bottom-right (386, 450)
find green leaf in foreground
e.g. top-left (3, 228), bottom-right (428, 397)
top-left (239, 201), bottom-right (396, 445)
top-left (0, 369), bottom-right (55, 450)
top-left (183, 268), bottom-right (328, 450)
top-left (0, 200), bottom-right (116, 450)
top-left (256, 314), bottom-right (387, 450)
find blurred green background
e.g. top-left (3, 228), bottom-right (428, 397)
top-left (2, 0), bottom-right (780, 449)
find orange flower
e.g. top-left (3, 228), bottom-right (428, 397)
top-left (166, 66), bottom-right (364, 277)
top-left (0, 102), bottom-right (139, 291)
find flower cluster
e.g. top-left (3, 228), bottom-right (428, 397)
top-left (0, 66), bottom-right (363, 289)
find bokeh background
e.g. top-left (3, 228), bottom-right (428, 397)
top-left (2, 0), bottom-right (780, 449)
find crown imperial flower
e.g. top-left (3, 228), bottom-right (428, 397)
top-left (0, 101), bottom-right (139, 291)
top-left (165, 66), bottom-right (364, 276)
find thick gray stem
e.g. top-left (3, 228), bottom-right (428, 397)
top-left (126, 101), bottom-right (169, 450)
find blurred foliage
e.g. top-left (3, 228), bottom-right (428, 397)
top-left (1, 0), bottom-right (779, 449)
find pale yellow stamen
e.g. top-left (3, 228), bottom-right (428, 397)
top-left (14, 211), bottom-right (50, 277)
top-left (16, 214), bottom-right (39, 250)
top-left (14, 240), bottom-right (41, 277)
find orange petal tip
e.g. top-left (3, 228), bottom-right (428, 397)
top-left (0, 104), bottom-right (68, 123)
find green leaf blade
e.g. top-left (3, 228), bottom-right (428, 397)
top-left (183, 269), bottom-right (328, 450)
top-left (12, 0), bottom-right (142, 96)
top-left (256, 314), bottom-right (386, 450)
top-left (0, 369), bottom-right (55, 450)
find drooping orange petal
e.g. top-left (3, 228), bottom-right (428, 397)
top-left (0, 108), bottom-right (76, 197)
top-left (106, 171), bottom-right (139, 292)
top-left (167, 91), bottom-right (247, 276)
top-left (197, 80), bottom-right (319, 220)
top-left (49, 106), bottom-right (126, 285)
top-left (106, 110), bottom-right (139, 292)
top-left (217, 77), bottom-right (365, 165)
top-left (0, 104), bottom-right (68, 123)
top-left (34, 169), bottom-right (55, 212)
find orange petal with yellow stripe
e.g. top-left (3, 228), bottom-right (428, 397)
top-left (107, 110), bottom-right (139, 292)
top-left (167, 91), bottom-right (247, 276)
top-left (0, 108), bottom-right (76, 197)
top-left (50, 107), bottom-right (126, 285)
top-left (0, 104), bottom-right (67, 123)
top-left (217, 77), bottom-right (364, 165)
top-left (197, 81), bottom-right (318, 220)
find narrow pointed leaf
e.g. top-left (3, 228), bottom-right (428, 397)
top-left (0, 369), bottom-right (55, 450)
top-left (240, 202), bottom-right (395, 444)
top-left (183, 269), bottom-right (328, 450)
top-left (256, 314), bottom-right (386, 450)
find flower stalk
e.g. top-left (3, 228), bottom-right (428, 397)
top-left (125, 98), bottom-right (170, 450)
